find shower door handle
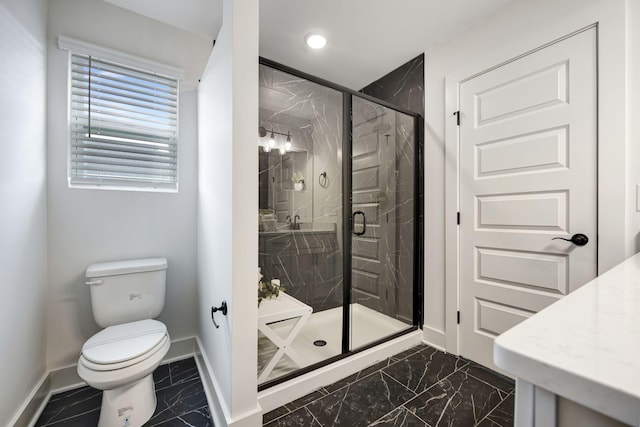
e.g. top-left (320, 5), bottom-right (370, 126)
top-left (352, 211), bottom-right (366, 236)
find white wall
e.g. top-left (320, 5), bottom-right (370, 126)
top-left (423, 0), bottom-right (631, 350)
top-left (0, 0), bottom-right (48, 424)
top-left (197, 0), bottom-right (260, 425)
top-left (46, 0), bottom-right (212, 369)
top-left (626, 0), bottom-right (640, 256)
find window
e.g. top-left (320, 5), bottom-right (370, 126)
top-left (68, 51), bottom-right (179, 190)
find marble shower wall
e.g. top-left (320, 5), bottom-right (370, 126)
top-left (358, 54), bottom-right (424, 324)
top-left (360, 54), bottom-right (424, 117)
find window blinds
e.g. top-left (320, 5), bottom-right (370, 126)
top-left (69, 53), bottom-right (179, 189)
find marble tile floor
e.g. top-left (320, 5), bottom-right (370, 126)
top-left (35, 357), bottom-right (213, 427)
top-left (263, 344), bottom-right (515, 427)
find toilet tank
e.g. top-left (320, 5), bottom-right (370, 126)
top-left (85, 258), bottom-right (167, 328)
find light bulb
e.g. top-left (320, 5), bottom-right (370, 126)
top-left (263, 145), bottom-right (271, 153)
top-left (279, 146), bottom-right (285, 155)
top-left (305, 34), bottom-right (327, 50)
top-left (284, 132), bottom-right (292, 151)
top-left (269, 132), bottom-right (276, 147)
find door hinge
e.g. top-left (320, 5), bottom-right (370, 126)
top-left (457, 212), bottom-right (460, 225)
top-left (457, 311), bottom-right (460, 324)
top-left (453, 110), bottom-right (461, 126)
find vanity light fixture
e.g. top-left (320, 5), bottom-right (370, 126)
top-left (305, 33), bottom-right (327, 50)
top-left (259, 126), bottom-right (294, 154)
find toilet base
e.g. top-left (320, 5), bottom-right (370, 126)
top-left (98, 374), bottom-right (156, 427)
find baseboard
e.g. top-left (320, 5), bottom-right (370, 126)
top-left (8, 372), bottom-right (49, 427)
top-left (258, 330), bottom-right (423, 414)
top-left (423, 325), bottom-right (447, 352)
top-left (193, 337), bottom-right (231, 427)
top-left (13, 336), bottom-right (200, 427)
top-left (193, 337), bottom-right (262, 427)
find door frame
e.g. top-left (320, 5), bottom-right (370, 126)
top-left (443, 22), bottom-right (627, 355)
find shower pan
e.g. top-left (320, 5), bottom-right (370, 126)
top-left (257, 58), bottom-right (423, 389)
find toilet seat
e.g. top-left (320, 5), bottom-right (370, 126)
top-left (78, 321), bottom-right (171, 391)
top-left (80, 334), bottom-right (169, 372)
top-left (81, 319), bottom-right (167, 369)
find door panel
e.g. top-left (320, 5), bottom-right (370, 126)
top-left (459, 28), bottom-right (597, 370)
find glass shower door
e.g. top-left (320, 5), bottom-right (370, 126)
top-left (257, 64), bottom-right (345, 386)
top-left (257, 59), bottom-right (421, 389)
top-left (349, 95), bottom-right (417, 351)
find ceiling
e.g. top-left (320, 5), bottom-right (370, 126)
top-left (104, 0), bottom-right (515, 90)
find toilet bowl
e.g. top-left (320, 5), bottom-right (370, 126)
top-left (78, 258), bottom-right (170, 427)
top-left (78, 319), bottom-right (170, 427)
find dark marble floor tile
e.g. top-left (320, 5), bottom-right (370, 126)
top-left (36, 357), bottom-right (211, 427)
top-left (405, 370), bottom-right (504, 427)
top-left (35, 386), bottom-right (102, 426)
top-left (154, 363), bottom-right (172, 390)
top-left (284, 388), bottom-right (328, 412)
top-left (145, 379), bottom-right (208, 425)
top-left (369, 407), bottom-right (428, 427)
top-left (322, 373), bottom-right (359, 394)
top-left (359, 358), bottom-right (394, 378)
top-left (263, 405), bottom-right (291, 424)
top-left (264, 406), bottom-right (322, 427)
top-left (323, 359), bottom-right (392, 394)
top-left (147, 406), bottom-right (213, 427)
top-left (390, 344), bottom-right (430, 362)
top-left (477, 393), bottom-right (514, 427)
top-left (306, 371), bottom-right (416, 427)
top-left (383, 347), bottom-right (466, 394)
top-left (40, 408), bottom-right (100, 426)
top-left (169, 358), bottom-right (199, 385)
top-left (460, 362), bottom-right (515, 396)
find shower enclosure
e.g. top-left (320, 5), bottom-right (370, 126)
top-left (257, 58), bottom-right (422, 388)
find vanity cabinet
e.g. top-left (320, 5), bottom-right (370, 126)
top-left (259, 231), bottom-right (340, 312)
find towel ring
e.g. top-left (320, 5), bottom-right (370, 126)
top-left (319, 172), bottom-right (328, 188)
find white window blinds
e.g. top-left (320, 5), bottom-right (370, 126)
top-left (69, 53), bottom-right (179, 190)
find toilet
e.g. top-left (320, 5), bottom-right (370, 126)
top-left (77, 258), bottom-right (171, 427)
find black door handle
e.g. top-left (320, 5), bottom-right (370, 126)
top-left (352, 211), bottom-right (366, 236)
top-left (552, 233), bottom-right (589, 246)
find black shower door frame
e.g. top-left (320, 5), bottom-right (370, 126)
top-left (258, 57), bottom-right (424, 391)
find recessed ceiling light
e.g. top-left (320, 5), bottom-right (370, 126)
top-left (305, 33), bottom-right (327, 50)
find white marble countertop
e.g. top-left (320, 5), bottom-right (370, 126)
top-left (494, 253), bottom-right (640, 426)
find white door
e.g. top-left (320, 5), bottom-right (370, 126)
top-left (459, 28), bottom-right (597, 370)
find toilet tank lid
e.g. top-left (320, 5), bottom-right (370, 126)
top-left (86, 258), bottom-right (167, 278)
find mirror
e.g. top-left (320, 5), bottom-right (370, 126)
top-left (258, 148), bottom-right (310, 224)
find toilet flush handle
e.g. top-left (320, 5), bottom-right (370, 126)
top-left (85, 279), bottom-right (103, 286)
